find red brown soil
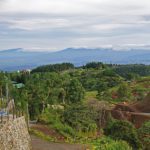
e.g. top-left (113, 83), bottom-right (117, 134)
top-left (111, 93), bottom-right (150, 128)
top-left (30, 124), bottom-right (88, 150)
top-left (131, 92), bottom-right (150, 113)
top-left (30, 124), bottom-right (65, 142)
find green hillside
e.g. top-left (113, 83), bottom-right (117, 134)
top-left (0, 62), bottom-right (150, 150)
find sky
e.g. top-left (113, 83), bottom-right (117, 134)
top-left (0, 0), bottom-right (150, 51)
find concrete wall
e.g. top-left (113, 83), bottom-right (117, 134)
top-left (0, 117), bottom-right (31, 150)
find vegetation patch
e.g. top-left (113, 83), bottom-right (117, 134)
top-left (29, 128), bottom-right (57, 142)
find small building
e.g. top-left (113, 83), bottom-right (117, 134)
top-left (12, 81), bottom-right (25, 89)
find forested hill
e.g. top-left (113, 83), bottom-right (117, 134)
top-left (0, 62), bottom-right (150, 150)
top-left (0, 48), bottom-right (150, 71)
top-left (32, 63), bottom-right (150, 78)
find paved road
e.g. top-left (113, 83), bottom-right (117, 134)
top-left (31, 135), bottom-right (87, 150)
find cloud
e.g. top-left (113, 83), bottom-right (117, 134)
top-left (0, 0), bottom-right (150, 16)
top-left (1, 18), bottom-right (72, 31)
top-left (0, 0), bottom-right (150, 50)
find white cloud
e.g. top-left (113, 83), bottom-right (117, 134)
top-left (0, 0), bottom-right (150, 50)
top-left (1, 0), bottom-right (150, 15)
top-left (3, 18), bottom-right (72, 30)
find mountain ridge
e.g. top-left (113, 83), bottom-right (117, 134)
top-left (0, 48), bottom-right (150, 71)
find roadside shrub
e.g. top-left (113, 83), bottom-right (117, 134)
top-left (38, 109), bottom-right (61, 124)
top-left (138, 121), bottom-right (150, 150)
top-left (90, 137), bottom-right (132, 150)
top-left (63, 104), bottom-right (97, 134)
top-left (104, 120), bottom-right (142, 149)
top-left (38, 108), bottom-right (75, 137)
top-left (53, 122), bottom-right (75, 137)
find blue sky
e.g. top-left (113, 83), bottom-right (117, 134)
top-left (0, 0), bottom-right (150, 51)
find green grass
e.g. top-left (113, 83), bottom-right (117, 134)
top-left (84, 91), bottom-right (98, 101)
top-left (81, 136), bottom-right (133, 150)
top-left (38, 109), bottom-right (76, 138)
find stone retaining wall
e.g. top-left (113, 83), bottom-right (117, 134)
top-left (0, 117), bottom-right (31, 150)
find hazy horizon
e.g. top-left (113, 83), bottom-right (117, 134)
top-left (1, 44), bottom-right (150, 52)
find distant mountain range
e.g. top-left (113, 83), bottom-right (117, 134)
top-left (0, 48), bottom-right (150, 71)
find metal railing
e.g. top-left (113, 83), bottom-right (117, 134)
top-left (0, 110), bottom-right (24, 124)
top-left (0, 99), bottom-right (24, 124)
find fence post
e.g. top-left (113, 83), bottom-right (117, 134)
top-left (7, 109), bottom-right (9, 121)
top-left (0, 114), bottom-right (3, 123)
top-left (16, 109), bottom-right (18, 118)
top-left (26, 103), bottom-right (29, 128)
top-left (13, 104), bottom-right (15, 119)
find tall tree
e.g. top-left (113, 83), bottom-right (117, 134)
top-left (66, 79), bottom-right (85, 103)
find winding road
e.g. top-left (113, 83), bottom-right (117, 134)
top-left (31, 135), bottom-right (87, 150)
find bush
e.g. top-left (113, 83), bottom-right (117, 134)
top-left (90, 137), bottom-right (132, 150)
top-left (117, 83), bottom-right (131, 99)
top-left (53, 122), bottom-right (75, 137)
top-left (138, 121), bottom-right (150, 150)
top-left (38, 109), bottom-right (75, 137)
top-left (104, 140), bottom-right (132, 150)
top-left (104, 120), bottom-right (142, 149)
top-left (38, 109), bottom-right (61, 124)
top-left (63, 104), bottom-right (97, 134)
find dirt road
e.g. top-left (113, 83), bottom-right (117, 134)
top-left (31, 135), bottom-right (87, 150)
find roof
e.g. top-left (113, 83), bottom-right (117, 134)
top-left (13, 83), bottom-right (25, 89)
